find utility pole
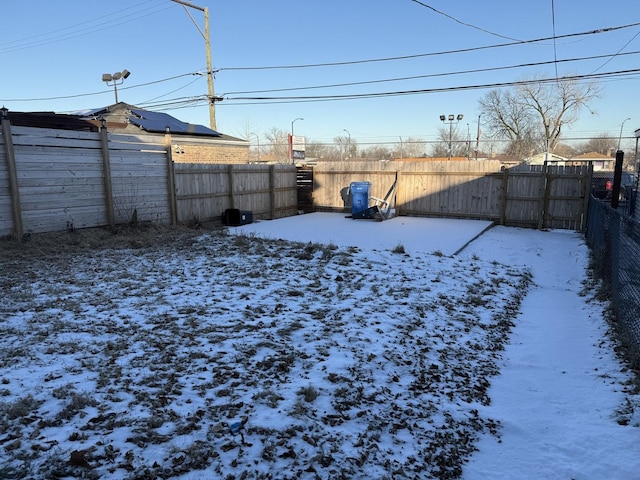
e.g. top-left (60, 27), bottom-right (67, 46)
top-left (171, 0), bottom-right (217, 130)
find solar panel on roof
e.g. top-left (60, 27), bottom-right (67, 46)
top-left (129, 109), bottom-right (220, 136)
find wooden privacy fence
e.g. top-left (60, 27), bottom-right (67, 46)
top-left (310, 160), bottom-right (592, 230)
top-left (0, 121), bottom-right (298, 238)
top-left (174, 163), bottom-right (298, 223)
top-left (0, 119), bottom-right (591, 238)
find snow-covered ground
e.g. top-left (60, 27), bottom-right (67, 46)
top-left (234, 213), bottom-right (640, 479)
top-left (1, 213), bottom-right (638, 479)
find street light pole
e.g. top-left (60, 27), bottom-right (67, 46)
top-left (171, 0), bottom-right (217, 130)
top-left (343, 129), bottom-right (351, 159)
top-left (439, 114), bottom-right (464, 160)
top-left (618, 117), bottom-right (631, 151)
top-left (291, 117), bottom-right (303, 164)
top-left (475, 114), bottom-right (482, 161)
top-left (102, 69), bottom-right (130, 104)
top-left (249, 133), bottom-right (260, 162)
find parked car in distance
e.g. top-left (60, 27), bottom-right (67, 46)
top-left (591, 171), bottom-right (636, 201)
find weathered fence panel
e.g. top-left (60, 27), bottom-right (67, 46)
top-left (0, 125), bottom-right (172, 236)
top-left (8, 126), bottom-right (108, 233)
top-left (0, 119), bottom-right (590, 237)
top-left (174, 163), bottom-right (298, 222)
top-left (108, 134), bottom-right (170, 225)
top-left (310, 161), bottom-right (590, 229)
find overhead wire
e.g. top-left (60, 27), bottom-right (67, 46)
top-left (220, 69), bottom-right (640, 106)
top-left (220, 50), bottom-right (640, 96)
top-left (216, 22), bottom-right (640, 72)
top-left (0, 1), bottom-right (174, 55)
top-left (409, 0), bottom-right (522, 41)
top-left (0, 72), bottom-right (203, 102)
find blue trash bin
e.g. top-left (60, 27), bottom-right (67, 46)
top-left (350, 181), bottom-right (371, 215)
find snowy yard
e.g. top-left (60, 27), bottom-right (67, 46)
top-left (0, 214), bottom-right (638, 479)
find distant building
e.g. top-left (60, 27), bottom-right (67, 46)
top-left (77, 102), bottom-right (249, 164)
top-left (526, 152), bottom-right (568, 165)
top-left (568, 151), bottom-right (615, 171)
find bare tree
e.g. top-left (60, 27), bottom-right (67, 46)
top-left (264, 127), bottom-right (290, 162)
top-left (396, 137), bottom-right (427, 159)
top-left (431, 126), bottom-right (467, 158)
top-left (305, 140), bottom-right (329, 159)
top-left (479, 76), bottom-right (599, 160)
top-left (360, 144), bottom-right (393, 161)
top-left (576, 134), bottom-right (616, 156)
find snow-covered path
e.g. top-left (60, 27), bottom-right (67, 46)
top-left (461, 227), bottom-right (640, 480)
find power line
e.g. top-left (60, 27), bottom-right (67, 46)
top-left (409, 0), bottom-right (522, 41)
top-left (0, 72), bottom-right (202, 102)
top-left (221, 69), bottom-right (640, 105)
top-left (0, 1), bottom-right (174, 55)
top-left (221, 50), bottom-right (640, 96)
top-left (217, 22), bottom-right (640, 71)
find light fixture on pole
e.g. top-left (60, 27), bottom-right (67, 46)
top-left (102, 69), bottom-right (131, 104)
top-left (440, 114), bottom-right (463, 161)
top-left (618, 117), bottom-right (631, 151)
top-left (343, 129), bottom-right (351, 159)
top-left (290, 117), bottom-right (303, 164)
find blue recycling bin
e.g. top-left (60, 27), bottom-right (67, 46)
top-left (350, 181), bottom-right (371, 215)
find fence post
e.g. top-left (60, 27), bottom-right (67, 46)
top-left (1, 108), bottom-right (23, 239)
top-left (395, 171), bottom-right (402, 216)
top-left (611, 150), bottom-right (624, 209)
top-left (269, 165), bottom-right (276, 219)
top-left (99, 118), bottom-right (115, 230)
top-left (581, 163), bottom-right (593, 232)
top-left (164, 129), bottom-right (177, 225)
top-left (227, 164), bottom-right (235, 209)
top-left (499, 167), bottom-right (508, 225)
top-left (537, 162), bottom-right (549, 230)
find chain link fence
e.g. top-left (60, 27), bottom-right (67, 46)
top-left (586, 195), bottom-right (640, 367)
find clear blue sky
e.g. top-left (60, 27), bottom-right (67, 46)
top-left (1, 0), bottom-right (639, 147)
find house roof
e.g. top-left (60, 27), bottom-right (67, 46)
top-left (571, 151), bottom-right (614, 160)
top-left (77, 103), bottom-right (223, 137)
top-left (2, 111), bottom-right (98, 132)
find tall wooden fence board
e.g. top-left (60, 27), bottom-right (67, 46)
top-left (0, 130), bottom-right (13, 235)
top-left (0, 125), bottom-right (173, 236)
top-left (8, 126), bottom-right (108, 233)
top-left (174, 164), bottom-right (298, 222)
top-left (0, 120), bottom-right (591, 237)
top-left (310, 161), bottom-right (590, 229)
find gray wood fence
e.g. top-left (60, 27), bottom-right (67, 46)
top-left (311, 160), bottom-right (591, 230)
top-left (0, 121), bottom-right (591, 238)
top-left (0, 122), bottom-right (298, 238)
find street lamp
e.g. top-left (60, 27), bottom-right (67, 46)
top-left (249, 132), bottom-right (260, 162)
top-left (290, 117), bottom-right (303, 164)
top-left (440, 114), bottom-right (464, 160)
top-left (102, 69), bottom-right (130, 104)
top-left (475, 114), bottom-right (482, 161)
top-left (618, 117), bottom-right (631, 151)
top-left (343, 129), bottom-right (351, 159)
